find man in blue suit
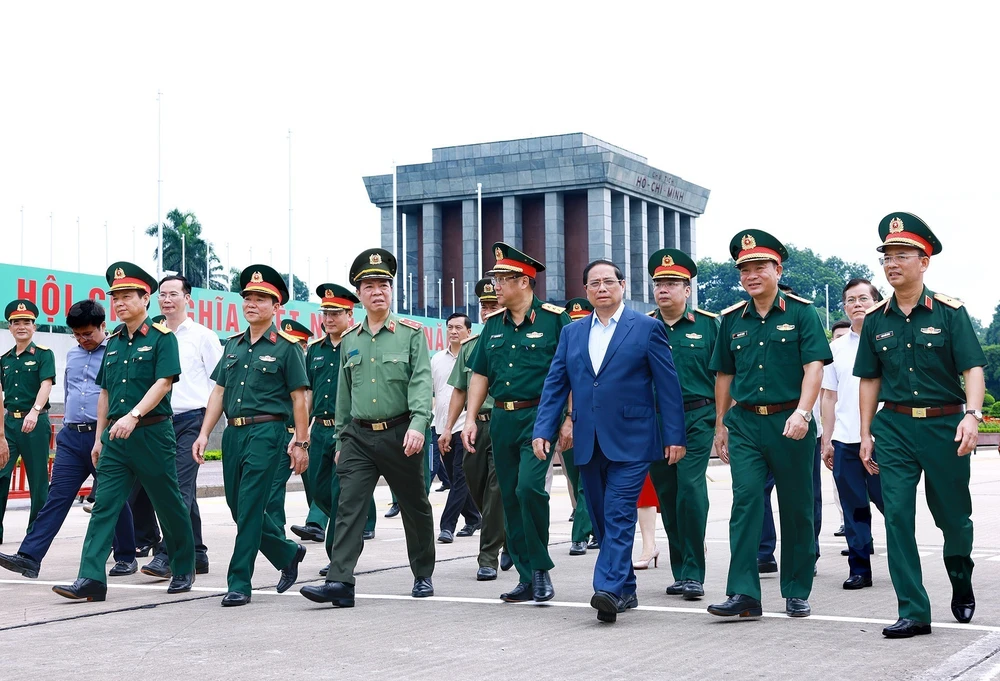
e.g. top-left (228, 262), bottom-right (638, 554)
top-left (533, 259), bottom-right (687, 623)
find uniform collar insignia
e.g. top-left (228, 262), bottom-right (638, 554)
top-left (139, 324), bottom-right (149, 336)
top-left (387, 320), bottom-right (396, 333)
top-left (269, 331), bottom-right (277, 343)
top-left (529, 310), bottom-right (536, 324)
top-left (686, 310), bottom-right (695, 322)
top-left (28, 345), bottom-right (35, 355)
top-left (777, 294), bottom-right (786, 312)
top-left (924, 294), bottom-right (933, 310)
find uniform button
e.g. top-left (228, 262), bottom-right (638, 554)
top-left (927, 343), bottom-right (932, 347)
top-left (882, 346), bottom-right (887, 351)
top-left (511, 345), bottom-right (516, 349)
top-left (736, 345), bottom-right (741, 350)
top-left (123, 360), bottom-right (128, 364)
top-left (237, 398), bottom-right (241, 402)
top-left (509, 363), bottom-right (513, 368)
top-left (759, 387), bottom-right (764, 391)
top-left (758, 364), bottom-right (763, 369)
top-left (371, 378), bottom-right (376, 383)
top-left (759, 341), bottom-right (764, 346)
top-left (372, 399), bottom-right (377, 403)
top-left (906, 318), bottom-right (910, 323)
top-left (128, 342), bottom-right (132, 346)
top-left (913, 391), bottom-right (918, 396)
top-left (248, 348), bottom-right (253, 353)
top-left (371, 338), bottom-right (376, 342)
top-left (324, 395), bottom-right (328, 399)
top-left (240, 382), bottom-right (244, 385)
top-left (505, 381), bottom-right (510, 386)
top-left (909, 368), bottom-right (914, 372)
top-left (906, 343), bottom-right (911, 348)
top-left (122, 379), bottom-right (126, 383)
top-left (120, 399), bottom-right (125, 403)
top-left (244, 364), bottom-right (248, 368)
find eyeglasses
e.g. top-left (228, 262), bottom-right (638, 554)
top-left (879, 254), bottom-right (920, 265)
top-left (844, 295), bottom-right (873, 306)
top-left (157, 291), bottom-right (185, 300)
top-left (321, 310), bottom-right (346, 317)
top-left (491, 275), bottom-right (524, 288)
top-left (653, 280), bottom-right (686, 290)
top-left (585, 278), bottom-right (622, 291)
top-left (72, 329), bottom-right (101, 341)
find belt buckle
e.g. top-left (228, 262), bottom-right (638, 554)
top-left (233, 416), bottom-right (246, 427)
top-left (13, 411), bottom-right (24, 419)
top-left (504, 401), bottom-right (515, 411)
top-left (371, 421), bottom-right (386, 431)
top-left (912, 407), bottom-right (927, 418)
top-left (756, 406), bottom-right (768, 416)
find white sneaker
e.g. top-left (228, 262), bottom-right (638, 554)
top-left (83, 500), bottom-right (94, 513)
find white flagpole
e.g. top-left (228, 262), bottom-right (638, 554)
top-left (288, 129), bottom-right (293, 294)
top-left (392, 160), bottom-right (398, 310)
top-left (157, 90), bottom-right (163, 278)
top-left (401, 212), bottom-right (407, 311)
top-left (477, 182), bottom-right (483, 280)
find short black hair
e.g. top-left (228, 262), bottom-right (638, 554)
top-left (66, 300), bottom-right (106, 328)
top-left (842, 277), bottom-right (881, 303)
top-left (159, 275), bottom-right (192, 295)
top-left (582, 259), bottom-right (625, 285)
top-left (447, 312), bottom-right (472, 330)
top-left (831, 320), bottom-right (851, 333)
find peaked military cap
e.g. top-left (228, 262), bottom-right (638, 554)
top-left (316, 283), bottom-right (359, 310)
top-left (240, 264), bottom-right (290, 305)
top-left (151, 314), bottom-right (166, 325)
top-left (487, 242), bottom-right (545, 278)
top-left (565, 297), bottom-right (594, 321)
top-left (729, 230), bottom-right (788, 266)
top-left (648, 248), bottom-right (697, 280)
top-left (876, 212), bottom-right (942, 256)
top-left (474, 278), bottom-right (498, 302)
top-left (281, 318), bottom-right (312, 341)
top-left (350, 248), bottom-right (396, 285)
top-left (106, 261), bottom-right (158, 295)
top-left (5, 299), bottom-right (38, 322)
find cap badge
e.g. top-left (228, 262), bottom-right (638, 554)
top-left (741, 234), bottom-right (756, 250)
top-left (284, 324), bottom-right (292, 331)
top-left (483, 283), bottom-right (494, 293)
top-left (494, 246), bottom-right (503, 261)
top-left (251, 271), bottom-right (264, 283)
top-left (662, 255), bottom-right (674, 267)
top-left (369, 252), bottom-right (383, 265)
top-left (16, 303), bottom-right (26, 312)
top-left (114, 267), bottom-right (126, 280)
top-left (889, 217), bottom-right (904, 233)
top-left (324, 289), bottom-right (334, 298)
top-left (572, 303), bottom-right (582, 312)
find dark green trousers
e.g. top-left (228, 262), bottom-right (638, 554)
top-left (309, 423), bottom-right (376, 560)
top-left (724, 407), bottom-right (816, 600)
top-left (560, 446), bottom-right (593, 543)
top-left (649, 402), bottom-right (715, 582)
top-left (328, 420), bottom-right (435, 584)
top-left (0, 413), bottom-right (50, 543)
top-left (873, 409), bottom-right (973, 622)
top-left (490, 407), bottom-right (553, 583)
top-left (462, 417), bottom-right (506, 569)
top-left (81, 420), bottom-right (194, 582)
top-left (222, 421), bottom-right (299, 595)
top-left (302, 430), bottom-right (329, 528)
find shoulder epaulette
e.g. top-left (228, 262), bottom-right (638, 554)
top-left (541, 302), bottom-right (565, 314)
top-left (152, 322), bottom-right (172, 334)
top-left (646, 309), bottom-right (657, 317)
top-left (348, 321), bottom-right (363, 335)
top-left (307, 336), bottom-right (326, 346)
top-left (865, 299), bottom-right (890, 315)
top-left (933, 292), bottom-right (964, 309)
top-left (484, 307), bottom-right (506, 320)
top-left (462, 333), bottom-right (480, 345)
top-left (398, 318), bottom-right (422, 331)
top-left (720, 300), bottom-right (748, 316)
top-left (694, 308), bottom-right (718, 318)
top-left (34, 344), bottom-right (50, 351)
top-left (227, 330), bottom-right (244, 339)
top-left (277, 330), bottom-right (300, 343)
top-left (785, 293), bottom-right (814, 305)
top-left (109, 324), bottom-right (125, 337)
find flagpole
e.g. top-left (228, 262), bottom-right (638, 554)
top-left (392, 160), bottom-right (398, 310)
top-left (157, 90), bottom-right (163, 278)
top-left (477, 183), bottom-right (483, 280)
top-left (288, 129), bottom-right (293, 294)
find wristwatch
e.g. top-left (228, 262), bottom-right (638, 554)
top-left (293, 441), bottom-right (310, 450)
top-left (795, 408), bottom-right (812, 423)
top-left (130, 408), bottom-right (142, 419)
top-left (32, 405), bottom-right (42, 412)
top-left (966, 410), bottom-right (984, 423)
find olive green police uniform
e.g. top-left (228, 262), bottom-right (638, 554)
top-left (467, 244), bottom-right (571, 585)
top-left (562, 298), bottom-right (595, 550)
top-left (645, 249), bottom-right (720, 589)
top-left (853, 213), bottom-right (986, 626)
top-left (326, 250), bottom-right (435, 588)
top-left (710, 232), bottom-right (832, 603)
top-left (0, 300), bottom-right (55, 542)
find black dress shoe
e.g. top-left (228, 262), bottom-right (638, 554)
top-left (707, 594), bottom-right (763, 618)
top-left (757, 559), bottom-right (778, 574)
top-left (569, 541), bottom-right (587, 556)
top-left (435, 484), bottom-right (450, 492)
top-left (195, 558), bottom-right (210, 575)
top-left (277, 544), bottom-right (306, 594)
top-left (841, 549), bottom-right (850, 556)
top-left (437, 530), bottom-right (454, 544)
top-left (0, 551), bottom-right (41, 578)
top-left (362, 530), bottom-right (375, 540)
top-left (666, 579), bottom-right (687, 595)
top-left (591, 590), bottom-right (619, 623)
top-left (456, 522), bottom-right (481, 537)
top-left (477, 566), bottom-right (498, 581)
top-left (385, 503), bottom-right (400, 518)
top-left (499, 551), bottom-right (513, 572)
top-left (301, 581), bottom-right (356, 607)
top-left (882, 618), bottom-right (931, 638)
top-left (221, 591), bottom-right (251, 607)
top-left (290, 524), bottom-right (325, 543)
top-left (141, 555), bottom-right (171, 579)
top-left (682, 581), bottom-right (705, 600)
top-left (412, 577), bottom-right (434, 598)
top-left (532, 570), bottom-right (554, 602)
top-left (135, 544), bottom-right (154, 558)
top-left (618, 592), bottom-right (639, 612)
top-left (587, 538), bottom-right (600, 550)
top-left (500, 582), bottom-right (533, 602)
top-left (319, 562), bottom-right (330, 577)
top-left (843, 574), bottom-right (873, 590)
top-left (952, 588), bottom-right (975, 624)
top-left (834, 525), bottom-right (846, 537)
top-left (109, 559), bottom-right (138, 577)
top-left (52, 578), bottom-right (107, 602)
top-left (568, 512), bottom-right (575, 522)
top-left (167, 573), bottom-right (195, 594)
top-left (785, 597), bottom-right (811, 617)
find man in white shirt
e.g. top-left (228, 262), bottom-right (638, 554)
top-left (821, 278), bottom-right (885, 590)
top-left (136, 275), bottom-right (223, 578)
top-left (433, 313), bottom-right (481, 543)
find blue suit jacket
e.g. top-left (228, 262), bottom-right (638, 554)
top-left (533, 306), bottom-right (686, 466)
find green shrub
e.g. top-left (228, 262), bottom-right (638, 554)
top-left (990, 402), bottom-right (1000, 418)
top-left (204, 450), bottom-right (222, 461)
top-left (986, 392), bottom-right (996, 407)
top-left (979, 421), bottom-right (1000, 433)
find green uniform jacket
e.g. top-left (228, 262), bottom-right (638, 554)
top-left (710, 291), bottom-right (832, 404)
top-left (306, 334), bottom-right (343, 419)
top-left (212, 324), bottom-right (309, 418)
top-left (97, 318), bottom-right (180, 418)
top-left (650, 306), bottom-right (720, 402)
top-left (334, 313), bottom-right (432, 439)
top-left (853, 287), bottom-right (986, 404)
top-left (448, 335), bottom-right (494, 411)
top-left (1, 341), bottom-right (57, 411)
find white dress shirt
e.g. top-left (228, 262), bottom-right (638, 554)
top-left (589, 302), bottom-right (625, 374)
top-left (431, 345), bottom-right (465, 434)
top-left (170, 318), bottom-right (225, 414)
top-left (822, 330), bottom-right (862, 443)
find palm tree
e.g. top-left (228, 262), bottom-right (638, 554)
top-left (147, 209), bottom-right (228, 290)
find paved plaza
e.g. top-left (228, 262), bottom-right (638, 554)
top-left (2, 450), bottom-right (1000, 680)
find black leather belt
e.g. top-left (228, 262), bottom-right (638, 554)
top-left (496, 399), bottom-right (540, 411)
top-left (8, 409), bottom-right (48, 419)
top-left (684, 398), bottom-right (715, 412)
top-left (883, 402), bottom-right (964, 419)
top-left (110, 414), bottom-right (169, 428)
top-left (477, 411), bottom-right (491, 422)
top-left (315, 418), bottom-right (336, 427)
top-left (65, 422), bottom-right (97, 433)
top-left (354, 413), bottom-right (409, 431)
top-left (227, 414), bottom-right (284, 427)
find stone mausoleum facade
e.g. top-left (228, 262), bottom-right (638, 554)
top-left (364, 133), bottom-right (710, 317)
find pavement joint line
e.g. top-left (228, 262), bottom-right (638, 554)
top-left (3, 579), bottom-right (1000, 634)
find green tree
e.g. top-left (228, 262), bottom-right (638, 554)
top-left (985, 303), bottom-right (1000, 346)
top-left (983, 345), bottom-right (1000, 398)
top-left (970, 315), bottom-right (987, 345)
top-left (228, 266), bottom-right (308, 302)
top-left (147, 209), bottom-right (227, 290)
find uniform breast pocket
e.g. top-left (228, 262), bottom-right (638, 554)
top-left (915, 331), bottom-right (948, 369)
top-left (128, 354), bottom-right (155, 380)
top-left (103, 355), bottom-right (122, 383)
top-left (345, 355), bottom-right (363, 387)
top-left (875, 335), bottom-right (900, 372)
top-left (381, 352), bottom-right (410, 382)
top-left (675, 337), bottom-right (707, 364)
top-left (249, 359), bottom-right (282, 387)
top-left (767, 330), bottom-right (801, 364)
top-left (730, 336), bottom-right (751, 374)
top-left (519, 339), bottom-right (554, 372)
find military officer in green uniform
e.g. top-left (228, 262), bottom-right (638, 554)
top-left (561, 297), bottom-right (596, 556)
top-left (854, 213), bottom-right (986, 638)
top-left (193, 264), bottom-right (310, 607)
top-left (646, 250), bottom-right (719, 601)
top-left (0, 300), bottom-right (56, 543)
top-left (300, 248), bottom-right (435, 607)
top-left (53, 262), bottom-right (196, 602)
top-left (462, 243), bottom-right (571, 603)
top-left (706, 231), bottom-right (832, 620)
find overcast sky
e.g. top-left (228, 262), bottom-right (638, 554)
top-left (3, 2), bottom-right (998, 324)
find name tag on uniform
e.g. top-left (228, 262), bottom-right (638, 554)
top-left (776, 324), bottom-right (795, 331)
top-left (138, 346), bottom-right (153, 352)
top-left (259, 355), bottom-right (277, 362)
top-left (346, 349), bottom-right (360, 358)
top-left (107, 350), bottom-right (117, 356)
top-left (875, 331), bottom-right (894, 340)
top-left (490, 333), bottom-right (504, 339)
top-left (732, 331), bottom-right (748, 339)
top-left (685, 333), bottom-right (702, 340)
top-left (313, 355), bottom-right (325, 361)
top-left (24, 360), bottom-right (36, 366)
top-left (226, 354), bottom-right (237, 359)
top-left (526, 332), bottom-right (544, 339)
top-left (920, 327), bottom-right (941, 335)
